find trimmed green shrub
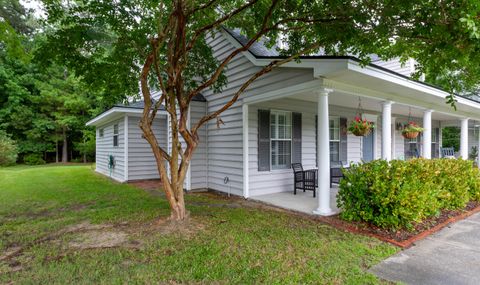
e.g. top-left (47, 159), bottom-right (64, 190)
top-left (338, 158), bottom-right (480, 230)
top-left (24, 153), bottom-right (46, 165)
top-left (0, 132), bottom-right (18, 166)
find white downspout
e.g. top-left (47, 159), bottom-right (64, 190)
top-left (124, 115), bottom-right (129, 182)
top-left (186, 108), bottom-right (191, 191)
top-left (477, 125), bottom-right (480, 168)
top-left (242, 103), bottom-right (249, 198)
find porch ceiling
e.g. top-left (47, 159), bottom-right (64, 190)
top-left (293, 90), bottom-right (459, 121)
top-left (310, 59), bottom-right (480, 121)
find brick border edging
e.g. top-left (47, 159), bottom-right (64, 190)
top-left (244, 193), bottom-right (480, 249)
top-left (318, 206), bottom-right (480, 248)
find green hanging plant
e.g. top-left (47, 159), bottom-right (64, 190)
top-left (349, 97), bottom-right (375, 136)
top-left (349, 116), bottom-right (375, 136)
top-left (402, 121), bottom-right (424, 139)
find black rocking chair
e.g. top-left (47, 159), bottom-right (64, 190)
top-left (292, 163), bottom-right (317, 197)
top-left (330, 161), bottom-right (348, 187)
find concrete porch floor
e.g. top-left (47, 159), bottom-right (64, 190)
top-left (250, 186), bottom-right (340, 215)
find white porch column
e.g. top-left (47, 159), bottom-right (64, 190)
top-left (422, 110), bottom-right (433, 159)
top-left (242, 104), bottom-right (249, 198)
top-left (313, 88), bottom-right (334, 216)
top-left (391, 117), bottom-right (396, 159)
top-left (381, 101), bottom-right (393, 161)
top-left (460, 118), bottom-right (469, 159)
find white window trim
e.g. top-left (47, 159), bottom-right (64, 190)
top-left (329, 116), bottom-right (340, 161)
top-left (329, 116), bottom-right (340, 142)
top-left (431, 127), bottom-right (439, 143)
top-left (270, 110), bottom-right (293, 171)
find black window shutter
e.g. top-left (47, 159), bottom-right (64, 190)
top-left (258, 109), bottom-right (270, 171)
top-left (339, 117), bottom-right (348, 162)
top-left (292, 112), bottom-right (302, 164)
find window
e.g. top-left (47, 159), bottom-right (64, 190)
top-left (113, 124), bottom-right (119, 147)
top-left (99, 128), bottom-right (104, 138)
top-left (405, 134), bottom-right (420, 159)
top-left (431, 128), bottom-right (438, 143)
top-left (432, 128), bottom-right (439, 158)
top-left (329, 117), bottom-right (340, 162)
top-left (270, 111), bottom-right (292, 169)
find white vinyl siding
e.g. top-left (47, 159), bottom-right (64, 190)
top-left (113, 124), bottom-right (119, 147)
top-left (95, 119), bottom-right (125, 182)
top-left (202, 31), bottom-right (314, 196)
top-left (373, 58), bottom-right (415, 77)
top-left (127, 115), bottom-right (168, 181)
top-left (394, 128), bottom-right (405, 159)
top-left (248, 99), bottom-right (361, 196)
top-left (164, 102), bottom-right (207, 190)
top-left (189, 101), bottom-right (208, 189)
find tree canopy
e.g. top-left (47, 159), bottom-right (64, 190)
top-left (40, 0), bottom-right (480, 100)
top-left (0, 0), bottom-right (115, 162)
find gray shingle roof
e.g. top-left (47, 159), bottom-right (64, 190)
top-left (224, 28), bottom-right (386, 62)
top-left (224, 28), bottom-right (480, 105)
top-left (115, 93), bottom-right (206, 109)
top-left (224, 28), bottom-right (280, 57)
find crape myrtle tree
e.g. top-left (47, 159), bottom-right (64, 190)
top-left (40, 0), bottom-right (480, 221)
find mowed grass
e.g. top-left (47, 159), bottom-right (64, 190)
top-left (0, 165), bottom-right (397, 284)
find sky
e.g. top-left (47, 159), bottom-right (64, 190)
top-left (20, 0), bottom-right (45, 18)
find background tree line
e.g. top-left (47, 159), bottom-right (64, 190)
top-left (0, 0), bottom-right (123, 165)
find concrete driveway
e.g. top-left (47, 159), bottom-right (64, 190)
top-left (371, 212), bottom-right (480, 285)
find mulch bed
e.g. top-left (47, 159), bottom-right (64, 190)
top-left (129, 179), bottom-right (162, 191)
top-left (318, 201), bottom-right (480, 248)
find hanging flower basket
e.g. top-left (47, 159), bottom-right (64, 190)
top-left (402, 131), bottom-right (419, 139)
top-left (348, 116), bottom-right (374, 136)
top-left (402, 122), bottom-right (424, 139)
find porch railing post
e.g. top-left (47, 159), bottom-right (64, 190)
top-left (313, 88), bottom-right (334, 216)
top-left (423, 110), bottom-right (433, 159)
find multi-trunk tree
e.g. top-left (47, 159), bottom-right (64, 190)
top-left (41, 0), bottom-right (480, 221)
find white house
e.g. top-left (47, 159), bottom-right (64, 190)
top-left (86, 29), bottom-right (480, 216)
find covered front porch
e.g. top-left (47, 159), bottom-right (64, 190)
top-left (252, 186), bottom-right (340, 215)
top-left (241, 66), bottom-right (480, 216)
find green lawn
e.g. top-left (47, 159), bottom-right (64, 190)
top-left (0, 165), bottom-right (397, 284)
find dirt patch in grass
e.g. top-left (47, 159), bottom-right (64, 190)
top-left (68, 230), bottom-right (130, 250)
top-left (1, 202), bottom-right (94, 222)
top-left (1, 217), bottom-right (206, 275)
top-left (129, 180), bottom-right (164, 197)
top-left (145, 217), bottom-right (206, 237)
